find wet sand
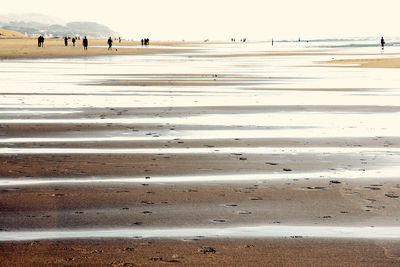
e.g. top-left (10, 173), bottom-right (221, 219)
top-left (2, 238), bottom-right (400, 266)
top-left (1, 42), bottom-right (400, 265)
top-left (2, 178), bottom-right (400, 230)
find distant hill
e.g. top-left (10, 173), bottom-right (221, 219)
top-left (0, 28), bottom-right (26, 38)
top-left (0, 13), bottom-right (118, 38)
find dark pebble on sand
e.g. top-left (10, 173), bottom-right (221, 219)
top-left (198, 247), bottom-right (216, 254)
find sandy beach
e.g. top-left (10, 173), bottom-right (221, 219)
top-left (0, 38), bottom-right (195, 59)
top-left (1, 40), bottom-right (400, 265)
top-left (326, 57), bottom-right (400, 68)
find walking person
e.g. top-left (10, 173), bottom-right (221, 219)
top-left (107, 37), bottom-right (113, 50)
top-left (72, 37), bottom-right (76, 47)
top-left (381, 37), bottom-right (385, 50)
top-left (83, 36), bottom-right (88, 50)
top-left (64, 36), bottom-right (68, 46)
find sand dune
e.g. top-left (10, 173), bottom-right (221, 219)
top-left (0, 28), bottom-right (26, 38)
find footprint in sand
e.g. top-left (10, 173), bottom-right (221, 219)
top-left (141, 200), bottom-right (154, 204)
top-left (385, 193), bottom-right (399, 198)
top-left (185, 189), bottom-right (198, 192)
top-left (142, 211), bottom-right (152, 214)
top-left (198, 247), bottom-right (216, 254)
top-left (364, 186), bottom-right (380, 191)
top-left (238, 211), bottom-right (252, 215)
top-left (306, 186), bottom-right (326, 190)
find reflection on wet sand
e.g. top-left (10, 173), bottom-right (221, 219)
top-left (3, 225), bottom-right (400, 241)
top-left (1, 42), bottom-right (400, 265)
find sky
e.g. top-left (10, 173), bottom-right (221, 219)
top-left (2, 0), bottom-right (400, 40)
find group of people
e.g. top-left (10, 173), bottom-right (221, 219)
top-left (37, 35), bottom-right (45, 47)
top-left (141, 38), bottom-right (150, 46)
top-left (64, 36), bottom-right (79, 47)
top-left (230, 38), bottom-right (246, 42)
top-left (63, 36), bottom-right (89, 50)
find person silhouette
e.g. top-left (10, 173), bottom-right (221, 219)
top-left (39, 35), bottom-right (44, 47)
top-left (38, 36), bottom-right (41, 47)
top-left (381, 37), bottom-right (385, 50)
top-left (72, 37), bottom-right (76, 47)
top-left (64, 36), bottom-right (68, 46)
top-left (107, 37), bottom-right (113, 50)
top-left (83, 36), bottom-right (88, 50)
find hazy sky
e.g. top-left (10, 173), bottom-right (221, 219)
top-left (2, 0), bottom-right (400, 40)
